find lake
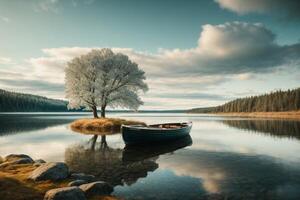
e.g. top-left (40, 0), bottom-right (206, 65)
top-left (1, 113), bottom-right (300, 199)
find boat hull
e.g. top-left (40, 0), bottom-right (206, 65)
top-left (122, 122), bottom-right (192, 145)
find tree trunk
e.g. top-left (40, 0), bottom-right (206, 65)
top-left (90, 135), bottom-right (98, 151)
top-left (92, 106), bottom-right (98, 118)
top-left (101, 105), bottom-right (106, 118)
top-left (100, 135), bottom-right (107, 149)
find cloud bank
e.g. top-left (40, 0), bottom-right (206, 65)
top-left (2, 21), bottom-right (300, 109)
top-left (29, 22), bottom-right (300, 78)
top-left (215, 0), bottom-right (300, 19)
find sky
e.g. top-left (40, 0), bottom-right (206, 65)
top-left (0, 0), bottom-right (300, 110)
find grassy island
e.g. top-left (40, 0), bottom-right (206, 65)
top-left (70, 118), bottom-right (146, 134)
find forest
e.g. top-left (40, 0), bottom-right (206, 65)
top-left (0, 89), bottom-right (70, 112)
top-left (189, 88), bottom-right (300, 113)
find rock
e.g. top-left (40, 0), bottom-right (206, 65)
top-left (5, 154), bottom-right (33, 162)
top-left (44, 186), bottom-right (86, 200)
top-left (0, 156), bottom-right (3, 164)
top-left (0, 162), bottom-right (10, 168)
top-left (33, 159), bottom-right (46, 167)
top-left (29, 162), bottom-right (69, 181)
top-left (70, 173), bottom-right (95, 182)
top-left (35, 159), bottom-right (46, 164)
top-left (34, 163), bottom-right (43, 167)
top-left (0, 157), bottom-right (34, 168)
top-left (68, 180), bottom-right (88, 187)
top-left (10, 158), bottom-right (34, 164)
top-left (79, 181), bottom-right (113, 196)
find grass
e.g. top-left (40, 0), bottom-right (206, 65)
top-left (214, 111), bottom-right (300, 120)
top-left (70, 118), bottom-right (146, 135)
top-left (0, 164), bottom-right (120, 200)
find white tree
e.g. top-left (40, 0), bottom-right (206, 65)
top-left (65, 48), bottom-right (148, 118)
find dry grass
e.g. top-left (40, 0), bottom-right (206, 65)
top-left (70, 118), bottom-right (146, 135)
top-left (215, 111), bottom-right (300, 120)
top-left (0, 164), bottom-right (120, 200)
top-left (0, 164), bottom-right (69, 200)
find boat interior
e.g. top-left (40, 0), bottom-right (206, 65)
top-left (148, 123), bottom-right (189, 129)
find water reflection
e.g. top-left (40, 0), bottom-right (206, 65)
top-left (123, 136), bottom-right (192, 163)
top-left (65, 135), bottom-right (192, 187)
top-left (0, 115), bottom-right (73, 136)
top-left (222, 119), bottom-right (300, 139)
top-left (157, 149), bottom-right (300, 199)
top-left (1, 113), bottom-right (300, 199)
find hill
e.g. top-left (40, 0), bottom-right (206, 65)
top-left (188, 88), bottom-right (300, 113)
top-left (0, 89), bottom-right (70, 112)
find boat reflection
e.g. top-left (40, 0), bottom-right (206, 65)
top-left (65, 135), bottom-right (192, 186)
top-left (123, 135), bottom-right (193, 163)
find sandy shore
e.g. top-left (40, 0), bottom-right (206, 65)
top-left (213, 111), bottom-right (300, 120)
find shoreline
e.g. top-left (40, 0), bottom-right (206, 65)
top-left (209, 111), bottom-right (300, 120)
top-left (0, 154), bottom-right (119, 200)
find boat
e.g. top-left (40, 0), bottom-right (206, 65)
top-left (122, 135), bottom-right (193, 163)
top-left (121, 122), bottom-right (192, 145)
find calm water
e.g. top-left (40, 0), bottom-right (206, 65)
top-left (1, 113), bottom-right (300, 200)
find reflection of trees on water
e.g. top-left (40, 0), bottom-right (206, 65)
top-left (222, 119), bottom-right (300, 139)
top-left (65, 135), bottom-right (159, 186)
top-left (0, 115), bottom-right (74, 136)
top-left (65, 135), bottom-right (192, 187)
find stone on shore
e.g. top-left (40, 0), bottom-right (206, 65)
top-left (34, 159), bottom-right (46, 167)
top-left (79, 181), bottom-right (113, 196)
top-left (0, 154), bottom-right (34, 168)
top-left (10, 158), bottom-right (34, 164)
top-left (4, 154), bottom-right (33, 163)
top-left (44, 187), bottom-right (86, 200)
top-left (0, 162), bottom-right (10, 168)
top-left (35, 159), bottom-right (46, 164)
top-left (68, 180), bottom-right (88, 187)
top-left (29, 162), bottom-right (69, 181)
top-left (70, 173), bottom-right (95, 182)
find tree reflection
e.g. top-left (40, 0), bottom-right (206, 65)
top-left (222, 119), bottom-right (300, 139)
top-left (65, 135), bottom-right (158, 186)
top-left (65, 135), bottom-right (192, 187)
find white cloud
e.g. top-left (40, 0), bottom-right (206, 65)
top-left (33, 0), bottom-right (95, 13)
top-left (0, 57), bottom-right (14, 65)
top-left (233, 73), bottom-right (255, 81)
top-left (215, 0), bottom-right (300, 19)
top-left (0, 16), bottom-right (10, 23)
top-left (34, 0), bottom-right (60, 13)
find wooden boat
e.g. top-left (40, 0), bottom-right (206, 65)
top-left (121, 122), bottom-right (192, 145)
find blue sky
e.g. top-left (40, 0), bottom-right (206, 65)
top-left (0, 0), bottom-right (300, 109)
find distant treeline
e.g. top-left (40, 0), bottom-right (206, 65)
top-left (189, 88), bottom-right (300, 113)
top-left (0, 89), bottom-right (74, 112)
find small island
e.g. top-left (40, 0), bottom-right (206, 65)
top-left (70, 118), bottom-right (146, 134)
